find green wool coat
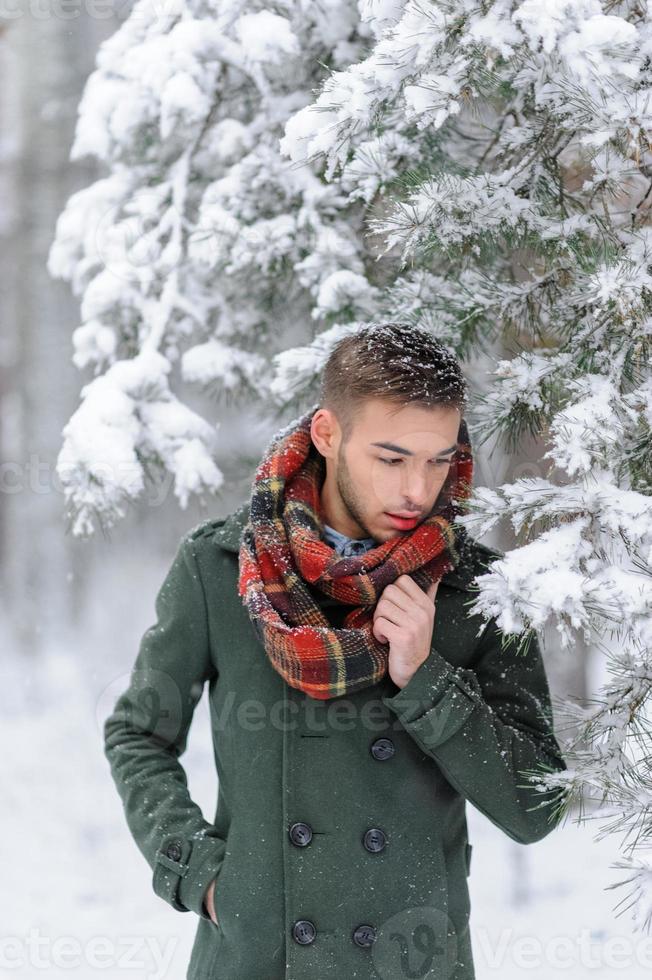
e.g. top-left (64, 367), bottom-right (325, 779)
top-left (103, 500), bottom-right (567, 980)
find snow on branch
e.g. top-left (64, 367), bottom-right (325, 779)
top-left (58, 350), bottom-right (223, 537)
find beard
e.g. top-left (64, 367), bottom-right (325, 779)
top-left (333, 440), bottom-right (379, 542)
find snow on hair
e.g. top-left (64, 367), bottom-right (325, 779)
top-left (318, 321), bottom-right (468, 439)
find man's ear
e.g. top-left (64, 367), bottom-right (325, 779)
top-left (310, 407), bottom-right (340, 459)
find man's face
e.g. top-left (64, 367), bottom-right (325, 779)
top-left (311, 397), bottom-right (462, 543)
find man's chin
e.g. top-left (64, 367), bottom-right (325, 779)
top-left (374, 525), bottom-right (407, 542)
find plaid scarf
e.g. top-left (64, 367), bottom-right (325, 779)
top-left (238, 405), bottom-right (473, 700)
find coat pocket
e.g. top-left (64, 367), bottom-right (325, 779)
top-left (464, 842), bottom-right (473, 876)
top-left (204, 820), bottom-right (234, 937)
top-left (211, 843), bottom-right (232, 936)
top-left (188, 914), bottom-right (224, 979)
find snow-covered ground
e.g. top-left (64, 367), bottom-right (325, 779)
top-left (4, 646), bottom-right (650, 980)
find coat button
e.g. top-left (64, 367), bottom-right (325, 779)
top-left (289, 822), bottom-right (313, 847)
top-left (165, 841), bottom-right (183, 861)
top-left (352, 924), bottom-right (377, 947)
top-left (363, 828), bottom-right (387, 853)
top-left (292, 920), bottom-right (316, 944)
top-left (370, 737), bottom-right (395, 760)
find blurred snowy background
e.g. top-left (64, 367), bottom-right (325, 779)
top-left (1, 5), bottom-right (651, 980)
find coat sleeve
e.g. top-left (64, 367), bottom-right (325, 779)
top-left (103, 531), bottom-right (225, 919)
top-left (381, 613), bottom-right (568, 845)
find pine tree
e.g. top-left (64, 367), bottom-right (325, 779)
top-left (280, 0), bottom-right (652, 933)
top-left (48, 0), bottom-right (385, 536)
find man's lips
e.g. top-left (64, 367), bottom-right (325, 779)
top-left (385, 512), bottom-right (421, 529)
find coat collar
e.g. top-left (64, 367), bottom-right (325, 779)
top-left (211, 500), bottom-right (488, 593)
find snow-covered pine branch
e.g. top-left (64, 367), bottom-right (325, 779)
top-left (57, 349), bottom-right (224, 537)
top-left (49, 0), bottom-right (388, 533)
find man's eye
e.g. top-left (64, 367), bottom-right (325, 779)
top-left (379, 458), bottom-right (452, 466)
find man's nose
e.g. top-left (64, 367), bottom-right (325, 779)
top-left (399, 468), bottom-right (430, 509)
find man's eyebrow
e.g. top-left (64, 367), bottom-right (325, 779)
top-left (370, 441), bottom-right (458, 456)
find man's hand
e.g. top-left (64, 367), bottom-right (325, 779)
top-left (372, 574), bottom-right (439, 689)
top-left (203, 878), bottom-right (218, 926)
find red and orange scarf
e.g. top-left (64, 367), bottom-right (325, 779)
top-left (238, 405), bottom-right (473, 700)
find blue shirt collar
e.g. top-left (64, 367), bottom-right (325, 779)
top-left (322, 522), bottom-right (376, 557)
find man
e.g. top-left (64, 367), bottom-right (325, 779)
top-left (104, 322), bottom-right (567, 980)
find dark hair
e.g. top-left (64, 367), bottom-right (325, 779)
top-left (318, 322), bottom-right (468, 441)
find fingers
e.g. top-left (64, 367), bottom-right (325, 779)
top-left (393, 573), bottom-right (439, 607)
top-left (372, 616), bottom-right (400, 646)
top-left (378, 581), bottom-right (412, 614)
top-left (374, 593), bottom-right (433, 638)
top-left (375, 576), bottom-right (439, 630)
